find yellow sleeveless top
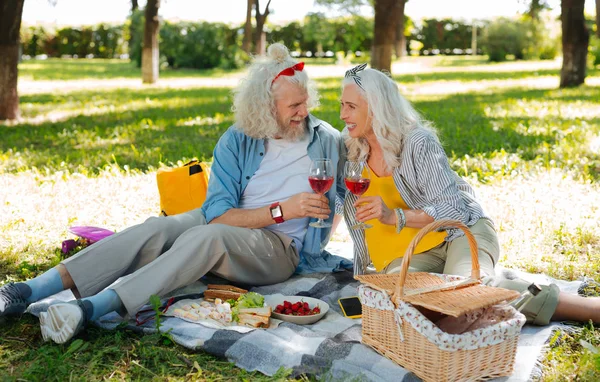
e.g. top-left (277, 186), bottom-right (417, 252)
top-left (364, 170), bottom-right (446, 272)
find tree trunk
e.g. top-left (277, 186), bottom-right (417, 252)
top-left (560, 0), bottom-right (589, 88)
top-left (394, 0), bottom-right (406, 59)
top-left (471, 25), bottom-right (477, 56)
top-left (372, 0), bottom-right (402, 72)
top-left (317, 42), bottom-right (323, 55)
top-left (129, 0), bottom-right (140, 59)
top-left (0, 0), bottom-right (24, 120)
top-left (596, 0), bottom-right (600, 38)
top-left (142, 0), bottom-right (160, 84)
top-left (242, 0), bottom-right (253, 53)
top-left (254, 0), bottom-right (271, 55)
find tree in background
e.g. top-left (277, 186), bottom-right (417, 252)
top-left (371, 0), bottom-right (402, 71)
top-left (394, 0), bottom-right (407, 58)
top-left (412, 18), bottom-right (474, 56)
top-left (303, 13), bottom-right (335, 54)
top-left (560, 0), bottom-right (589, 87)
top-left (0, 0), bottom-right (25, 120)
top-left (129, 0), bottom-right (139, 53)
top-left (339, 15), bottom-right (374, 54)
top-left (520, 0), bottom-right (551, 21)
top-left (242, 0), bottom-right (253, 53)
top-left (254, 0), bottom-right (271, 55)
top-left (270, 21), bottom-right (304, 52)
top-left (316, 0), bottom-right (404, 72)
top-left (142, 0), bottom-right (160, 84)
top-left (596, 0), bottom-right (600, 38)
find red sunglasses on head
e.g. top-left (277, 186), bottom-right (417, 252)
top-left (271, 62), bottom-right (305, 85)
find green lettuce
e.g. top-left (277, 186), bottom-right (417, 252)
top-left (231, 292), bottom-right (265, 322)
top-left (236, 292), bottom-right (264, 309)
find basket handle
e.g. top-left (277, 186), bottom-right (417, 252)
top-left (393, 219), bottom-right (480, 300)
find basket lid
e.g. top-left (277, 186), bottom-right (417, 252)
top-left (356, 273), bottom-right (520, 317)
top-left (355, 219), bottom-right (521, 317)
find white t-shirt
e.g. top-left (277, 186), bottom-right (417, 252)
top-left (239, 133), bottom-right (313, 253)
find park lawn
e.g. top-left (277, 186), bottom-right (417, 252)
top-left (1, 58), bottom-right (600, 381)
top-left (18, 58), bottom-right (244, 81)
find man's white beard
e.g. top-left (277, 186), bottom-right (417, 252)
top-left (278, 119), bottom-right (307, 142)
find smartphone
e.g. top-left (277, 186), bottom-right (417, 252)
top-left (338, 296), bottom-right (362, 319)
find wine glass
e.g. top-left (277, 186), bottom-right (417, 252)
top-left (308, 158), bottom-right (334, 228)
top-left (344, 161), bottom-right (373, 230)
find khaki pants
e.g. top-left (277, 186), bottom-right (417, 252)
top-left (62, 208), bottom-right (299, 315)
top-left (383, 218), bottom-right (560, 325)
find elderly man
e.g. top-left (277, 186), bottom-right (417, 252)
top-left (0, 43), bottom-right (350, 343)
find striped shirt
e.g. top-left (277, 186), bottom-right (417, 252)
top-left (343, 127), bottom-right (490, 275)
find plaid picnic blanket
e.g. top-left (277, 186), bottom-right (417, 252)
top-left (28, 242), bottom-right (585, 381)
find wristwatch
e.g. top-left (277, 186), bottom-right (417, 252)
top-left (269, 202), bottom-right (284, 224)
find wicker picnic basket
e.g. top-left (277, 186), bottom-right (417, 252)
top-left (356, 219), bottom-right (526, 382)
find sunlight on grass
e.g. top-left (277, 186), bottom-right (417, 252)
top-left (18, 58), bottom-right (244, 81)
top-left (0, 167), bottom-right (158, 279)
top-left (175, 113), bottom-right (228, 127)
top-left (540, 324), bottom-right (600, 381)
top-left (474, 169), bottom-right (600, 280)
top-left (486, 99), bottom-right (600, 121)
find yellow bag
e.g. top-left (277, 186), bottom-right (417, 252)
top-left (156, 160), bottom-right (209, 216)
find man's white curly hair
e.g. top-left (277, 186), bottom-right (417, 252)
top-left (342, 68), bottom-right (437, 171)
top-left (232, 43), bottom-right (320, 139)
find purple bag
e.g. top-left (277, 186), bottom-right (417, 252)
top-left (61, 226), bottom-right (114, 254)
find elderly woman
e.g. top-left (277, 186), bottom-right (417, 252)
top-left (340, 64), bottom-right (599, 325)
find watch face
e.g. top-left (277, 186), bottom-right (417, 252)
top-left (271, 205), bottom-right (282, 218)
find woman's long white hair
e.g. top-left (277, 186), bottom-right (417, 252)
top-left (232, 43), bottom-right (320, 139)
top-left (342, 68), bottom-right (436, 170)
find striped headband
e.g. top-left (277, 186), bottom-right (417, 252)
top-left (344, 63), bottom-right (367, 90)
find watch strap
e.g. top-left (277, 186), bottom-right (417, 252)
top-left (270, 202), bottom-right (284, 223)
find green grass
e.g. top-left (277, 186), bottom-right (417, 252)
top-left (2, 57), bottom-right (600, 380)
top-left (5, 73), bottom-right (600, 181)
top-left (540, 324), bottom-right (600, 381)
top-left (3, 87), bottom-right (233, 172)
top-left (19, 58), bottom-right (243, 81)
top-left (433, 56), bottom-right (491, 67)
top-left (0, 315), bottom-right (294, 381)
top-left (391, 68), bottom-right (600, 83)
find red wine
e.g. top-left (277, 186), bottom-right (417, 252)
top-left (309, 176), bottom-right (334, 194)
top-left (345, 178), bottom-right (370, 196)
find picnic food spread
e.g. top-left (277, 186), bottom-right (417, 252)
top-left (274, 300), bottom-right (321, 316)
top-left (172, 285), bottom-right (272, 328)
top-left (203, 284), bottom-right (248, 302)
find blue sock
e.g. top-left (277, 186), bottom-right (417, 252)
top-left (23, 268), bottom-right (64, 304)
top-left (81, 289), bottom-right (123, 321)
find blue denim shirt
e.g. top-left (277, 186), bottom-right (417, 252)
top-left (201, 114), bottom-right (352, 274)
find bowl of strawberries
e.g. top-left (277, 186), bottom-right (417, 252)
top-left (265, 295), bottom-right (329, 325)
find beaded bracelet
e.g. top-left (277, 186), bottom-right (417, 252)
top-left (394, 208), bottom-right (406, 234)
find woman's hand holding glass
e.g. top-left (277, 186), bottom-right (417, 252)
top-left (353, 195), bottom-right (396, 226)
top-left (344, 161), bottom-right (373, 230)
